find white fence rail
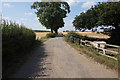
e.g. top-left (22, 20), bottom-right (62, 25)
top-left (72, 38), bottom-right (120, 60)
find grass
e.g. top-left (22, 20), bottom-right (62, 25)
top-left (64, 37), bottom-right (118, 71)
top-left (40, 36), bottom-right (50, 42)
top-left (39, 33), bottom-right (56, 42)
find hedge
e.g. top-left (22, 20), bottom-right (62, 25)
top-left (2, 20), bottom-right (36, 75)
top-left (65, 31), bottom-right (107, 42)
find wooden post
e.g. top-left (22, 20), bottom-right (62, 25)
top-left (77, 38), bottom-right (79, 44)
top-left (74, 38), bottom-right (76, 43)
top-left (73, 38), bottom-right (75, 43)
top-left (103, 49), bottom-right (106, 55)
top-left (79, 39), bottom-right (80, 45)
top-left (74, 38), bottom-right (75, 43)
top-left (73, 38), bottom-right (74, 43)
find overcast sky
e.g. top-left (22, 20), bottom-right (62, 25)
top-left (1, 0), bottom-right (107, 32)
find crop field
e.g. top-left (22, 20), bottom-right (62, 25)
top-left (35, 32), bottom-right (50, 40)
top-left (62, 32), bottom-right (110, 39)
top-left (36, 32), bottom-right (110, 39)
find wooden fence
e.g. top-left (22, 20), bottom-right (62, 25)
top-left (71, 38), bottom-right (120, 60)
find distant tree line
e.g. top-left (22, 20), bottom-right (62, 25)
top-left (63, 30), bottom-right (70, 32)
top-left (34, 30), bottom-right (50, 32)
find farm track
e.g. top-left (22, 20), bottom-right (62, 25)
top-left (12, 37), bottom-right (118, 78)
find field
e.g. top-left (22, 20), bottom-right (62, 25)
top-left (35, 32), bottom-right (50, 40)
top-left (62, 32), bottom-right (110, 39)
top-left (36, 32), bottom-right (110, 40)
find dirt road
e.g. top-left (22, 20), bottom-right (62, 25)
top-left (12, 37), bottom-right (118, 78)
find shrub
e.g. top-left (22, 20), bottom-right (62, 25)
top-left (65, 31), bottom-right (107, 42)
top-left (2, 20), bottom-right (36, 75)
top-left (65, 31), bottom-right (79, 41)
top-left (46, 33), bottom-right (56, 38)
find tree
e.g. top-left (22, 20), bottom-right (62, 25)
top-left (73, 2), bottom-right (120, 45)
top-left (31, 1), bottom-right (70, 34)
top-left (73, 5), bottom-right (99, 31)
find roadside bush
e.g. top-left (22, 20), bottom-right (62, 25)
top-left (46, 33), bottom-right (56, 38)
top-left (65, 31), bottom-right (107, 42)
top-left (65, 31), bottom-right (80, 42)
top-left (2, 20), bottom-right (36, 76)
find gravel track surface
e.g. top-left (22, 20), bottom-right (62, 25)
top-left (12, 37), bottom-right (118, 78)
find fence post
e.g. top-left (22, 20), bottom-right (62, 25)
top-left (103, 49), bottom-right (106, 55)
top-left (85, 40), bottom-right (86, 46)
top-left (72, 38), bottom-right (74, 43)
top-left (74, 38), bottom-right (75, 43)
top-left (79, 39), bottom-right (80, 45)
top-left (77, 38), bottom-right (79, 45)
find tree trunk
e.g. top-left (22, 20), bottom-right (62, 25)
top-left (51, 28), bottom-right (53, 33)
top-left (55, 29), bottom-right (58, 34)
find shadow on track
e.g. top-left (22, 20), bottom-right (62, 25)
top-left (7, 43), bottom-right (51, 78)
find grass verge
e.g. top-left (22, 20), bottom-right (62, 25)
top-left (64, 37), bottom-right (118, 71)
top-left (40, 36), bottom-right (50, 42)
top-left (40, 33), bottom-right (57, 42)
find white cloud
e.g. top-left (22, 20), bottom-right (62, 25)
top-left (20, 18), bottom-right (25, 21)
top-left (59, 19), bottom-right (75, 32)
top-left (81, 1), bottom-right (96, 8)
top-left (24, 12), bottom-right (33, 16)
top-left (65, 20), bottom-right (73, 28)
top-left (67, 0), bottom-right (74, 5)
top-left (15, 18), bottom-right (27, 25)
top-left (3, 3), bottom-right (13, 7)
top-left (27, 23), bottom-right (48, 30)
top-left (67, 0), bottom-right (79, 6)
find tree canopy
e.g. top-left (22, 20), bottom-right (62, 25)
top-left (31, 1), bottom-right (70, 34)
top-left (73, 2), bottom-right (120, 45)
top-left (73, 2), bottom-right (120, 31)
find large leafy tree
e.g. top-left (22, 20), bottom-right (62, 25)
top-left (73, 2), bottom-right (120, 45)
top-left (31, 1), bottom-right (70, 34)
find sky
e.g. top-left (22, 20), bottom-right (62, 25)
top-left (1, 0), bottom-right (108, 32)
